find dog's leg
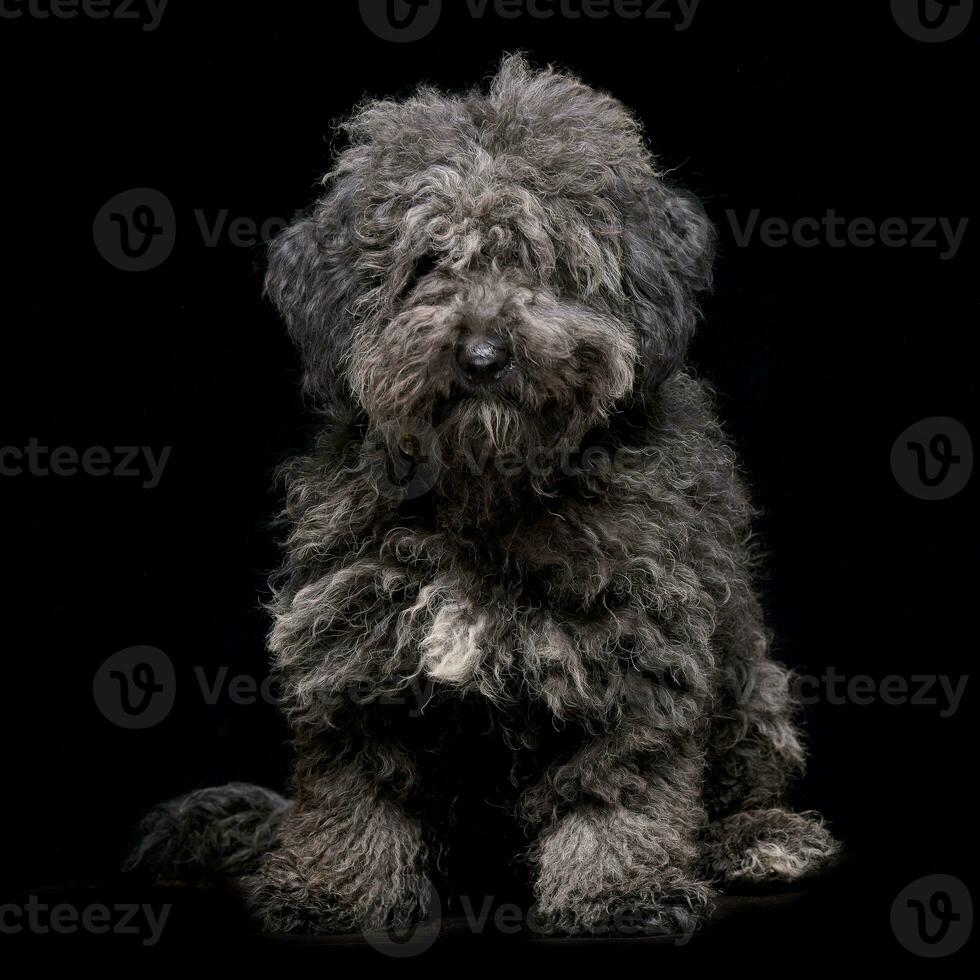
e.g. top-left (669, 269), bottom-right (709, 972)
top-left (242, 741), bottom-right (430, 935)
top-left (701, 572), bottom-right (840, 883)
top-left (526, 717), bottom-right (713, 936)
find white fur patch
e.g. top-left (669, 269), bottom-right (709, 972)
top-left (419, 599), bottom-right (486, 685)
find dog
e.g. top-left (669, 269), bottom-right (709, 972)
top-left (127, 55), bottom-right (839, 936)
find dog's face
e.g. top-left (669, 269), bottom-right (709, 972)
top-left (267, 56), bottom-right (713, 462)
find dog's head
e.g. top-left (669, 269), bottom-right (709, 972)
top-left (267, 55), bottom-right (713, 462)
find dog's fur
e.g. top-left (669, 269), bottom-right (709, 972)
top-left (128, 56), bottom-right (839, 935)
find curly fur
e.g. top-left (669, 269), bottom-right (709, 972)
top-left (124, 783), bottom-right (290, 883)
top-left (127, 55), bottom-right (839, 935)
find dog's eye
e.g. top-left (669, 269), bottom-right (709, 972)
top-left (399, 253), bottom-right (440, 298)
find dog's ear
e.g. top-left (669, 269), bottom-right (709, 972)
top-left (265, 183), bottom-right (358, 405)
top-left (621, 182), bottom-right (715, 393)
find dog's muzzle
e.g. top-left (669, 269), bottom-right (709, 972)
top-left (455, 332), bottom-right (511, 385)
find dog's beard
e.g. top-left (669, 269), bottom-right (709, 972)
top-left (360, 385), bottom-right (613, 523)
top-left (429, 391), bottom-right (600, 516)
top-left (440, 396), bottom-right (527, 455)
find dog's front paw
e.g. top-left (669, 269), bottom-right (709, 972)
top-left (532, 880), bottom-right (712, 937)
top-left (242, 850), bottom-right (434, 936)
top-left (241, 857), bottom-right (356, 935)
top-left (531, 806), bottom-right (714, 937)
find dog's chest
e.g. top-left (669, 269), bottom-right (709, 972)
top-left (385, 497), bottom-right (717, 717)
top-left (401, 546), bottom-right (628, 705)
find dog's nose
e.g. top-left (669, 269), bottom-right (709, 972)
top-left (455, 334), bottom-right (510, 384)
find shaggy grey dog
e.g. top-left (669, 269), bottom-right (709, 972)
top-left (129, 55), bottom-right (839, 936)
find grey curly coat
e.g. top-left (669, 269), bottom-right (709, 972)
top-left (128, 55), bottom-right (839, 936)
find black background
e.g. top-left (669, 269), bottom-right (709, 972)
top-left (1, 0), bottom-right (977, 960)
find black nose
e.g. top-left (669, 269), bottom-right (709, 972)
top-left (455, 334), bottom-right (510, 384)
